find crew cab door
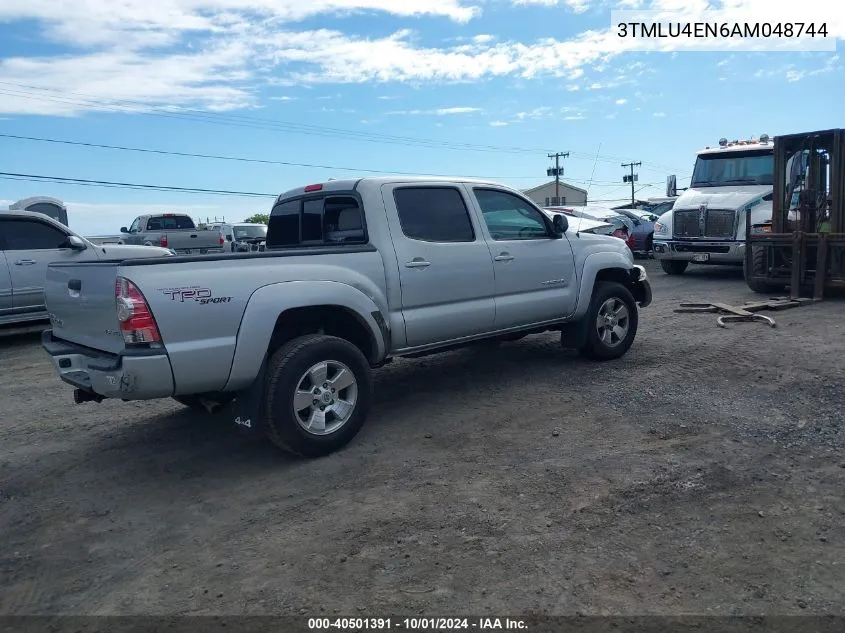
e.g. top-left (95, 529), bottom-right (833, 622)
top-left (468, 186), bottom-right (577, 329)
top-left (380, 183), bottom-right (496, 348)
top-left (0, 216), bottom-right (91, 312)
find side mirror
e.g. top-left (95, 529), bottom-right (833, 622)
top-left (552, 214), bottom-right (568, 236)
top-left (120, 226), bottom-right (129, 233)
top-left (226, 235), bottom-right (233, 241)
top-left (65, 235), bottom-right (87, 250)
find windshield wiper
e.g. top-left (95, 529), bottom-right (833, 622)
top-left (723, 178), bottom-right (760, 184)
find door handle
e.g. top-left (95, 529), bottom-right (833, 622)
top-left (14, 260), bottom-right (35, 266)
top-left (405, 258), bottom-right (431, 268)
top-left (494, 253), bottom-right (514, 262)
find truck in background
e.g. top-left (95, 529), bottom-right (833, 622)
top-left (652, 135), bottom-right (775, 278)
top-left (120, 213), bottom-right (226, 255)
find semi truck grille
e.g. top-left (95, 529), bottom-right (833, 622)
top-left (673, 208), bottom-right (736, 239)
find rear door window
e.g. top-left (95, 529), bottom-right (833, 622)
top-left (393, 187), bottom-right (475, 242)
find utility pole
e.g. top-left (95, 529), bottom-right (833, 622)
top-left (547, 152), bottom-right (569, 205)
top-left (621, 161), bottom-right (642, 207)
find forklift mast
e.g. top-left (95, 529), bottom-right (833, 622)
top-left (746, 129), bottom-right (845, 299)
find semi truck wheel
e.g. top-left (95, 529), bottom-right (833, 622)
top-left (578, 281), bottom-right (638, 361)
top-left (262, 334), bottom-right (373, 457)
top-left (660, 260), bottom-right (688, 275)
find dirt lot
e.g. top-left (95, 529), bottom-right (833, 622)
top-left (1, 259), bottom-right (843, 616)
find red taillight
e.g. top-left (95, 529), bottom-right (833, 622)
top-left (304, 184), bottom-right (323, 192)
top-left (219, 231), bottom-right (225, 245)
top-left (159, 235), bottom-right (168, 248)
top-left (626, 234), bottom-right (636, 248)
top-left (115, 277), bottom-right (162, 346)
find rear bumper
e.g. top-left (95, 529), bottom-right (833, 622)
top-left (652, 239), bottom-right (744, 264)
top-left (41, 329), bottom-right (174, 400)
top-left (173, 246), bottom-right (225, 255)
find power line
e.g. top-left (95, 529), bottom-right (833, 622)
top-left (0, 81), bottom-right (690, 174)
top-left (0, 171), bottom-right (275, 197)
top-left (0, 132), bottom-right (660, 186)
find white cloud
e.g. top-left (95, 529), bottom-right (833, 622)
top-left (615, 98), bottom-right (627, 104)
top-left (514, 106), bottom-right (553, 120)
top-left (754, 54), bottom-right (841, 82)
top-left (512, 0), bottom-right (589, 11)
top-left (0, 0), bottom-right (843, 116)
top-left (385, 106), bottom-right (481, 115)
top-left (436, 106), bottom-right (481, 114)
top-left (270, 95), bottom-right (296, 100)
top-left (564, 114), bottom-right (586, 120)
top-left (489, 120), bottom-right (508, 126)
top-left (653, 111), bottom-right (666, 117)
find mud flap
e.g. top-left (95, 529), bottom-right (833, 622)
top-left (229, 355), bottom-right (268, 440)
top-left (560, 317), bottom-right (589, 350)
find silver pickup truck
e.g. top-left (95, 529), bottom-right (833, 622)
top-left (0, 210), bottom-right (173, 326)
top-left (41, 177), bottom-right (652, 458)
top-left (119, 213), bottom-right (226, 255)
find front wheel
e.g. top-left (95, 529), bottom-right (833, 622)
top-left (262, 334), bottom-right (373, 457)
top-left (660, 259), bottom-right (688, 275)
top-left (578, 281), bottom-right (639, 361)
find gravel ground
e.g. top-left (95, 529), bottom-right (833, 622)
top-left (1, 259), bottom-right (843, 616)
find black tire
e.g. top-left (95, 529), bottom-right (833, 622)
top-left (660, 259), bottom-right (688, 275)
top-left (578, 281), bottom-right (639, 361)
top-left (744, 246), bottom-right (783, 294)
top-left (262, 334), bottom-right (372, 457)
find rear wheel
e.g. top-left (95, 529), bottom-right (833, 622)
top-left (262, 334), bottom-right (372, 457)
top-left (660, 260), bottom-right (688, 275)
top-left (578, 282), bottom-right (639, 361)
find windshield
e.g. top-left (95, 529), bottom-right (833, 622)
top-left (691, 149), bottom-right (773, 187)
top-left (233, 225), bottom-right (267, 238)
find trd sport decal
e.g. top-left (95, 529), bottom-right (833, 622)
top-left (157, 286), bottom-right (233, 304)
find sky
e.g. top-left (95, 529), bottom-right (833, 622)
top-left (0, 0), bottom-right (841, 236)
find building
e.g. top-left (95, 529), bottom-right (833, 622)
top-left (521, 181), bottom-right (587, 207)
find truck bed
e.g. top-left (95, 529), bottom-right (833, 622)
top-left (44, 244), bottom-right (387, 395)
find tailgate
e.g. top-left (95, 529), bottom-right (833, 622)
top-left (45, 262), bottom-right (125, 354)
top-left (167, 230), bottom-right (221, 253)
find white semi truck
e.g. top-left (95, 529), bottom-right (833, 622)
top-left (652, 135), bottom-right (775, 279)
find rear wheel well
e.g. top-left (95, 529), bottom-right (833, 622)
top-left (268, 306), bottom-right (377, 365)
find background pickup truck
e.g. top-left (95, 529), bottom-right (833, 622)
top-left (0, 209), bottom-right (173, 326)
top-left (42, 177), bottom-right (651, 458)
top-left (120, 213), bottom-right (226, 255)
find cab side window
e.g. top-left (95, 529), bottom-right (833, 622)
top-left (473, 188), bottom-right (550, 241)
top-left (1, 219), bottom-right (69, 250)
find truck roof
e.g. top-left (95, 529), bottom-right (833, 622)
top-left (276, 175), bottom-right (507, 202)
top-left (697, 140), bottom-right (773, 156)
top-left (0, 209), bottom-right (64, 223)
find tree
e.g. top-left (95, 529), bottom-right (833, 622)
top-left (244, 213), bottom-right (269, 224)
